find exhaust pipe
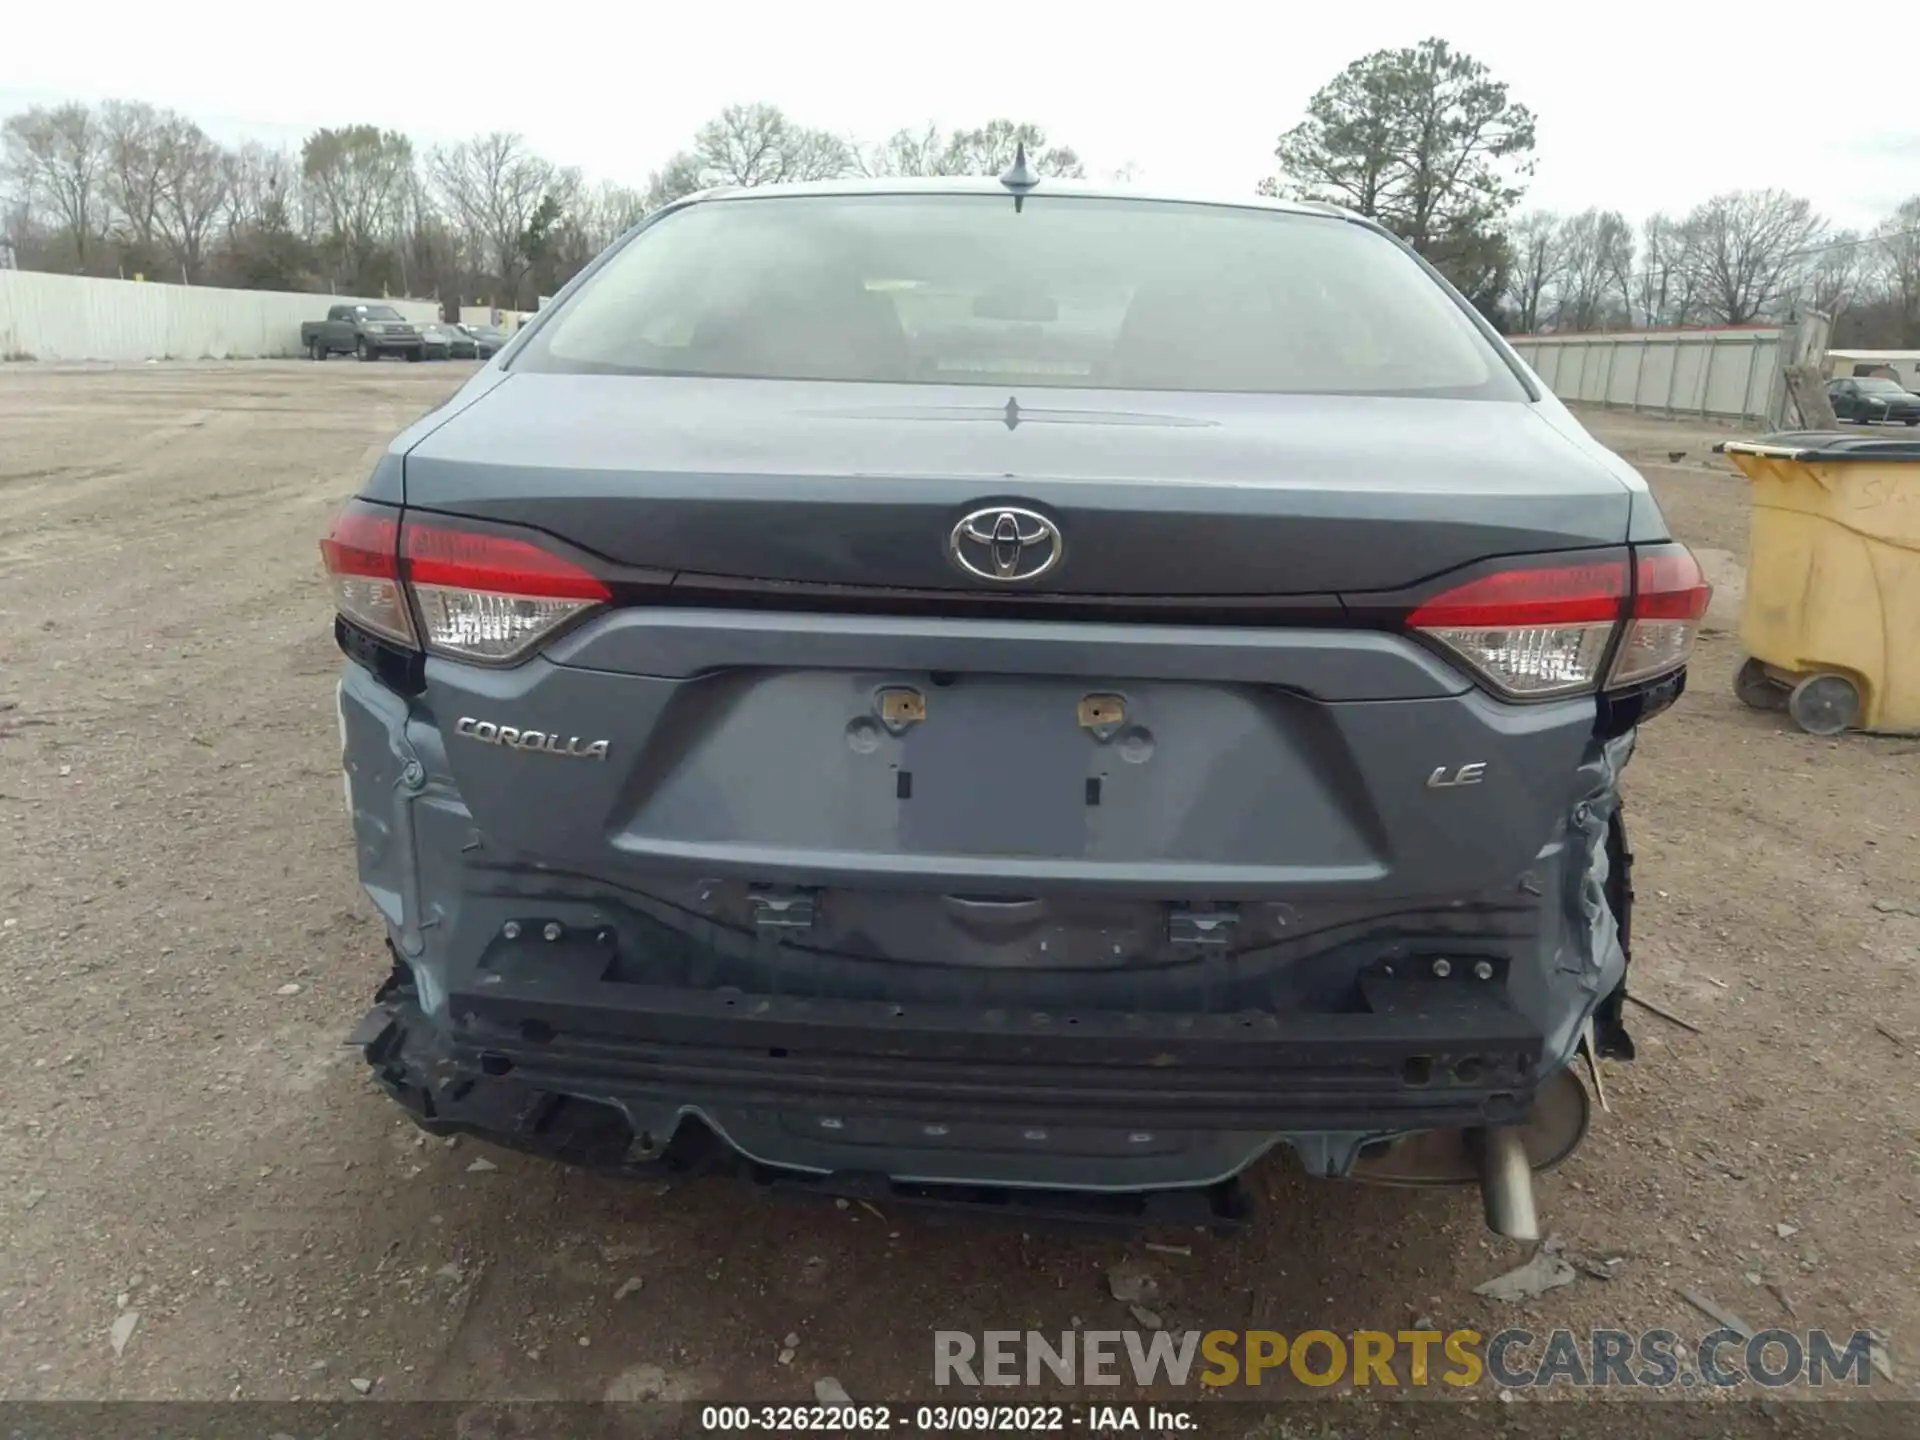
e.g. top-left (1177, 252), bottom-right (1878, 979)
top-left (1346, 1066), bottom-right (1590, 1239)
top-left (1468, 1125), bottom-right (1540, 1242)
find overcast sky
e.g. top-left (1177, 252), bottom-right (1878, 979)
top-left (3, 0), bottom-right (1913, 232)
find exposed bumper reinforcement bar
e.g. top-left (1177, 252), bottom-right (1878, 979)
top-left (353, 949), bottom-right (1556, 1208)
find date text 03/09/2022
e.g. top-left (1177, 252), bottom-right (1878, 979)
top-left (697, 1403), bottom-right (1195, 1432)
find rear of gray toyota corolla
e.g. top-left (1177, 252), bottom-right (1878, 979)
top-left (325, 178), bottom-right (1706, 1234)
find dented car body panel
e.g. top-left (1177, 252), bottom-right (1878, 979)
top-left (331, 181), bottom-right (1680, 1225)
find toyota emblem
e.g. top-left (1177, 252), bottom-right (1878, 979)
top-left (948, 506), bottom-right (1063, 583)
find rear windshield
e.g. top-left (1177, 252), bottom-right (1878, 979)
top-left (511, 193), bottom-right (1522, 399)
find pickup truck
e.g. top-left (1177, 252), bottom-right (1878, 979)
top-left (302, 303), bottom-right (425, 362)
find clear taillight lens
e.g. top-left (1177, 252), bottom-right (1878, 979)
top-left (401, 522), bottom-right (610, 664)
top-left (319, 502), bottom-right (413, 645)
top-left (1609, 545), bottom-right (1710, 686)
top-left (1408, 546), bottom-right (1710, 701)
top-left (1420, 623), bottom-right (1618, 695)
top-left (1409, 560), bottom-right (1628, 698)
top-left (409, 585), bottom-right (599, 661)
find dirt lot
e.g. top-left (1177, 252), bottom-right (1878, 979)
top-left (1, 364), bottom-right (1916, 1422)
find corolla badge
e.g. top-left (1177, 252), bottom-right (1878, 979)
top-left (455, 717), bottom-right (609, 760)
top-left (949, 506), bottom-right (1063, 583)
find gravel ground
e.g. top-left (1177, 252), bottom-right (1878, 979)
top-left (0, 363), bottom-right (1915, 1425)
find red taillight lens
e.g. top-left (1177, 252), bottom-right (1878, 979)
top-left (321, 503), bottom-right (612, 664)
top-left (401, 517), bottom-right (611, 663)
top-left (1408, 546), bottom-right (1710, 700)
top-left (319, 502), bottom-right (413, 645)
top-left (1610, 544), bottom-right (1710, 687)
top-left (1405, 561), bottom-right (1629, 629)
top-left (404, 527), bottom-right (612, 601)
top-left (1409, 558), bottom-right (1628, 697)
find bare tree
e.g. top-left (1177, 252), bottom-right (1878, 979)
top-left (642, 151), bottom-right (705, 212)
top-left (1555, 209), bottom-right (1634, 331)
top-left (693, 103), bottom-right (855, 186)
top-left (577, 179), bottom-right (646, 248)
top-left (2, 102), bottom-right (107, 266)
top-left (390, 164), bottom-right (438, 299)
top-left (937, 121), bottom-right (1083, 178)
top-left (1502, 209), bottom-right (1561, 332)
top-left (219, 141), bottom-right (298, 237)
top-left (430, 132), bottom-right (555, 306)
top-left (153, 116), bottom-right (227, 283)
top-left (1681, 189), bottom-right (1822, 325)
top-left (1873, 197), bottom-right (1920, 345)
top-left (301, 125), bottom-right (414, 290)
top-left (862, 122), bottom-right (947, 178)
top-left (1633, 213), bottom-right (1692, 327)
top-left (637, 105), bottom-right (857, 212)
top-left (100, 100), bottom-right (171, 260)
top-left (1805, 230), bottom-right (1863, 320)
top-left (863, 119), bottom-right (1085, 179)
top-left (519, 168), bottom-right (642, 294)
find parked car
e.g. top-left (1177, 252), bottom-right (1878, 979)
top-left (302, 304), bottom-right (425, 362)
top-left (322, 177), bottom-right (1708, 1237)
top-left (1827, 375), bottom-right (1920, 425)
top-left (455, 322), bottom-right (510, 359)
top-left (419, 323), bottom-right (478, 361)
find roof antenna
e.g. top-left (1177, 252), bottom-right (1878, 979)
top-left (999, 141), bottom-right (1038, 213)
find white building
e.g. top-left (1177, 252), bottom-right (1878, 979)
top-left (1824, 349), bottom-right (1920, 385)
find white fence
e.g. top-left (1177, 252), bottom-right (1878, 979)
top-left (1509, 325), bottom-right (1793, 424)
top-left (0, 270), bottom-right (440, 363)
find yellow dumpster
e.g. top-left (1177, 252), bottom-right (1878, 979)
top-left (1722, 433), bottom-right (1920, 735)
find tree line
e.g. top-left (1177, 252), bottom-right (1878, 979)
top-left (1259, 38), bottom-right (1919, 346)
top-left (1497, 199), bottom-right (1920, 345)
top-left (5, 43), bottom-right (1917, 348)
top-left (0, 102), bottom-right (1084, 310)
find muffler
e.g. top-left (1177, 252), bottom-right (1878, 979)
top-left (1347, 1066), bottom-right (1591, 1240)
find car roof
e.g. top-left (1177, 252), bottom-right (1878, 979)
top-left (678, 175), bottom-right (1354, 222)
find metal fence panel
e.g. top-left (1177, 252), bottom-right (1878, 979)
top-left (0, 271), bottom-right (439, 363)
top-left (1508, 325), bottom-right (1790, 424)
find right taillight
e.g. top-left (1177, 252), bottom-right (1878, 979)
top-left (1409, 557), bottom-right (1628, 698)
top-left (1609, 544), bottom-right (1710, 687)
top-left (1409, 544), bottom-right (1709, 700)
top-left (320, 501), bottom-right (611, 666)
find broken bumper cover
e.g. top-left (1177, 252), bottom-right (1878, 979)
top-left (338, 657), bottom-right (1636, 1205)
top-left (355, 950), bottom-right (1558, 1197)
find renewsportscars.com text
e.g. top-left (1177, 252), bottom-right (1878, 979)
top-left (934, 1327), bottom-right (1878, 1390)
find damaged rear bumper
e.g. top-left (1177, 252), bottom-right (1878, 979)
top-left (354, 934), bottom-right (1583, 1200)
top-left (338, 658), bottom-right (1639, 1212)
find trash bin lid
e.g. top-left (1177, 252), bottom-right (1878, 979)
top-left (1723, 431), bottom-right (1920, 461)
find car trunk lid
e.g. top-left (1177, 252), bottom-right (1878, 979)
top-left (402, 375), bottom-right (1633, 597)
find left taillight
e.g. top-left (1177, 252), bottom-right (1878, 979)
top-left (319, 501), bottom-right (413, 646)
top-left (320, 501), bottom-right (612, 665)
top-left (403, 517), bottom-right (611, 663)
